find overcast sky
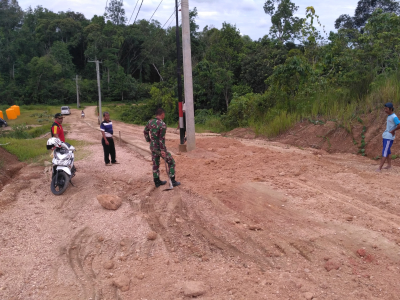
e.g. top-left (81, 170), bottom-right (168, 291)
top-left (17, 0), bottom-right (359, 40)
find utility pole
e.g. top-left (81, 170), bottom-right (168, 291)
top-left (73, 75), bottom-right (80, 108)
top-left (181, 0), bottom-right (195, 151)
top-left (89, 60), bottom-right (102, 124)
top-left (175, 0), bottom-right (186, 152)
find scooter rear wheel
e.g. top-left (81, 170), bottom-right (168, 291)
top-left (51, 171), bottom-right (70, 195)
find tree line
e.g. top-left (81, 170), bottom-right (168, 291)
top-left (1, 0), bottom-right (400, 131)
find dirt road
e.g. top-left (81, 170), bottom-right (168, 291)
top-left (0, 107), bottom-right (400, 300)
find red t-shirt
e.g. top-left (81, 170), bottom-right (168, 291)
top-left (51, 121), bottom-right (65, 142)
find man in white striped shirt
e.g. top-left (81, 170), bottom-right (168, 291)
top-left (100, 112), bottom-right (119, 166)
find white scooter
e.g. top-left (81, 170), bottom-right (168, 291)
top-left (46, 137), bottom-right (76, 195)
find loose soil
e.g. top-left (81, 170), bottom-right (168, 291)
top-left (0, 107), bottom-right (400, 300)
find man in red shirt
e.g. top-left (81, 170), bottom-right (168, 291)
top-left (51, 113), bottom-right (65, 142)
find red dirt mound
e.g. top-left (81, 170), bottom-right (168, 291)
top-left (275, 110), bottom-right (399, 160)
top-left (0, 147), bottom-right (26, 192)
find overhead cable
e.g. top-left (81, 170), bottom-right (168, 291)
top-left (133, 0), bottom-right (145, 24)
top-left (128, 0), bottom-right (141, 24)
top-left (131, 1), bottom-right (181, 75)
top-left (148, 0), bottom-right (164, 22)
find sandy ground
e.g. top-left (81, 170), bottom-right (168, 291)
top-left (0, 107), bottom-right (400, 300)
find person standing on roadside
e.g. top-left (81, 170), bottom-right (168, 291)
top-left (377, 102), bottom-right (400, 171)
top-left (144, 108), bottom-right (181, 188)
top-left (51, 113), bottom-right (65, 142)
top-left (100, 112), bottom-right (119, 166)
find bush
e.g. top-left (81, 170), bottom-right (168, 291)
top-left (119, 85), bottom-right (178, 125)
top-left (195, 109), bottom-right (214, 124)
top-left (9, 124), bottom-right (30, 139)
top-left (222, 92), bottom-right (276, 129)
top-left (1, 123), bottom-right (51, 139)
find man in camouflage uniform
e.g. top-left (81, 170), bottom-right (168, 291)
top-left (144, 108), bottom-right (181, 188)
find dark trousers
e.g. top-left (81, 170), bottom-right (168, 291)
top-left (102, 137), bottom-right (116, 164)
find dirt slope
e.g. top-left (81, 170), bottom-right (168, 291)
top-left (0, 107), bottom-right (400, 300)
top-left (274, 111), bottom-right (398, 160)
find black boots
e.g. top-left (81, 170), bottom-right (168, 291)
top-left (171, 176), bottom-right (181, 187)
top-left (154, 178), bottom-right (167, 188)
top-left (154, 177), bottom-right (181, 188)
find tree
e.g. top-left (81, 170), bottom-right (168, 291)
top-left (0, 0), bottom-right (23, 79)
top-left (263, 0), bottom-right (303, 43)
top-left (105, 0), bottom-right (126, 26)
top-left (50, 41), bottom-right (74, 77)
top-left (335, 0), bottom-right (400, 29)
top-left (213, 68), bottom-right (233, 109)
top-left (354, 0), bottom-right (400, 27)
top-left (335, 14), bottom-right (355, 29)
top-left (241, 37), bottom-right (288, 93)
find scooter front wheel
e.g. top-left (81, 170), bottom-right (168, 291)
top-left (51, 171), bottom-right (70, 195)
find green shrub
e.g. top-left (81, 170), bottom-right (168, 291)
top-left (195, 109), bottom-right (214, 124)
top-left (254, 110), bottom-right (300, 137)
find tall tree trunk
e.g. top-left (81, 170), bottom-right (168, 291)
top-left (225, 88), bottom-right (229, 109)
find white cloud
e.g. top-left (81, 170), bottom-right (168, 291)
top-left (17, 0), bottom-right (359, 40)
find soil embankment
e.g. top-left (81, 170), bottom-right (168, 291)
top-left (226, 111), bottom-right (398, 161)
top-left (276, 111), bottom-right (394, 159)
top-left (0, 147), bottom-right (26, 193)
top-left (0, 107), bottom-right (400, 299)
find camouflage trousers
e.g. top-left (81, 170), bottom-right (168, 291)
top-left (151, 150), bottom-right (175, 179)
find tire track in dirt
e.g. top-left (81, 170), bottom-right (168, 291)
top-left (67, 227), bottom-right (97, 299)
top-left (140, 185), bottom-right (282, 271)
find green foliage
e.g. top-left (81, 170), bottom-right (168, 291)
top-left (105, 0), bottom-right (126, 25)
top-left (118, 85), bottom-right (178, 125)
top-left (359, 126), bottom-right (367, 156)
top-left (0, 123), bottom-right (51, 139)
top-left (0, 137), bottom-right (86, 162)
top-left (253, 110), bottom-right (300, 137)
top-left (0, 137), bottom-right (48, 161)
top-left (2, 2), bottom-right (400, 139)
top-left (264, 0), bottom-right (304, 42)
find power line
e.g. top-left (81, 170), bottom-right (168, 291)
top-left (131, 1), bottom-right (181, 76)
top-left (133, 0), bottom-right (144, 24)
top-left (162, 2), bottom-right (180, 28)
top-left (148, 0), bottom-right (164, 22)
top-left (122, 1), bottom-right (178, 67)
top-left (128, 0), bottom-right (141, 24)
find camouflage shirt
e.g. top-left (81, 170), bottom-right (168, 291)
top-left (144, 118), bottom-right (167, 151)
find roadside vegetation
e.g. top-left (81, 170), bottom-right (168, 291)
top-left (1, 0), bottom-right (400, 139)
top-left (0, 105), bottom-right (88, 162)
top-left (0, 137), bottom-right (87, 162)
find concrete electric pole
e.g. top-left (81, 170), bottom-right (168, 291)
top-left (174, 0), bottom-right (186, 152)
top-left (181, 0), bottom-right (195, 151)
top-left (89, 60), bottom-right (102, 124)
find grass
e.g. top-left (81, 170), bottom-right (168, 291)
top-left (0, 137), bottom-right (89, 163)
top-left (0, 105), bottom-right (60, 126)
top-left (252, 111), bottom-right (300, 137)
top-left (100, 103), bottom-right (127, 121)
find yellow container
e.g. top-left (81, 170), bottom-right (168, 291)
top-left (12, 105), bottom-right (20, 116)
top-left (6, 108), bottom-right (17, 120)
top-left (0, 111), bottom-right (3, 119)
